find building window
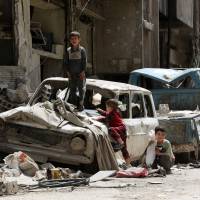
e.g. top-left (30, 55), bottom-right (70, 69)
top-left (0, 0), bottom-right (15, 65)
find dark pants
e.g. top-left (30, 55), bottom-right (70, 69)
top-left (110, 126), bottom-right (130, 160)
top-left (68, 76), bottom-right (86, 108)
top-left (153, 155), bottom-right (173, 172)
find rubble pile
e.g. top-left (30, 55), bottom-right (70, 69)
top-left (0, 151), bottom-right (89, 196)
top-left (0, 80), bottom-right (30, 112)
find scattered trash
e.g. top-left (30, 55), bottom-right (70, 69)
top-left (40, 163), bottom-right (55, 170)
top-left (0, 180), bottom-right (18, 195)
top-left (37, 178), bottom-right (89, 188)
top-left (116, 167), bottom-right (148, 178)
top-left (148, 167), bottom-right (166, 177)
top-left (4, 151), bottom-right (39, 177)
top-left (189, 162), bottom-right (200, 168)
top-left (148, 181), bottom-right (163, 184)
top-left (47, 168), bottom-right (62, 180)
top-left (89, 170), bottom-right (116, 183)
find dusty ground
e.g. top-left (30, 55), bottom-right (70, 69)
top-left (2, 165), bottom-right (200, 200)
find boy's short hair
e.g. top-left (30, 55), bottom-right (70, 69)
top-left (155, 126), bottom-right (166, 134)
top-left (106, 99), bottom-right (119, 109)
top-left (70, 31), bottom-right (81, 38)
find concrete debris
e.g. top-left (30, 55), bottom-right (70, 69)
top-left (7, 84), bottom-right (29, 104)
top-left (189, 162), bottom-right (200, 168)
top-left (0, 180), bottom-right (18, 195)
top-left (0, 79), bottom-right (30, 112)
top-left (40, 163), bottom-right (55, 170)
top-left (89, 170), bottom-right (116, 183)
top-left (0, 96), bottom-right (17, 112)
top-left (4, 151), bottom-right (39, 177)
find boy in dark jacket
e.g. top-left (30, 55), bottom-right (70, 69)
top-left (97, 99), bottom-right (131, 164)
top-left (65, 31), bottom-right (87, 111)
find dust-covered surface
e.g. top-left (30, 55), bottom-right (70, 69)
top-left (2, 166), bottom-right (200, 200)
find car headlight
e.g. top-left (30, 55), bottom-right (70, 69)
top-left (70, 136), bottom-right (86, 151)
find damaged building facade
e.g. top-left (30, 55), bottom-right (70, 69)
top-left (0, 0), bottom-right (198, 91)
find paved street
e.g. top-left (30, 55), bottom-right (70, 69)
top-left (3, 166), bottom-right (200, 200)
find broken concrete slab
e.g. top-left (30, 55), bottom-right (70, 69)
top-left (89, 170), bottom-right (116, 183)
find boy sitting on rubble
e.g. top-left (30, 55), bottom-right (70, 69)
top-left (96, 99), bottom-right (131, 165)
top-left (152, 126), bottom-right (175, 174)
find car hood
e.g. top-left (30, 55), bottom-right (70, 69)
top-left (0, 101), bottom-right (105, 134)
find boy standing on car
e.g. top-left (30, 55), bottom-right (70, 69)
top-left (65, 31), bottom-right (87, 111)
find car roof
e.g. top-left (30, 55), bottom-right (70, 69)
top-left (43, 77), bottom-right (150, 93)
top-left (130, 68), bottom-right (200, 84)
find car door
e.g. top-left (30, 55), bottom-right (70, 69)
top-left (123, 92), bottom-right (158, 159)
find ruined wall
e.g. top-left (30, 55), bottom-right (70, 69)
top-left (73, 0), bottom-right (159, 77)
top-left (177, 0), bottom-right (193, 28)
top-left (169, 29), bottom-right (193, 67)
top-left (97, 0), bottom-right (141, 73)
top-left (143, 0), bottom-right (160, 67)
top-left (0, 66), bottom-right (25, 89)
top-left (14, 0), bottom-right (32, 69)
top-left (95, 0), bottom-right (143, 75)
top-left (75, 0), bottom-right (104, 75)
top-left (31, 7), bottom-right (65, 79)
top-left (32, 7), bottom-right (65, 44)
top-left (13, 0), bottom-right (42, 91)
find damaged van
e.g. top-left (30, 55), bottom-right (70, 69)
top-left (129, 68), bottom-right (200, 160)
top-left (0, 78), bottom-right (158, 170)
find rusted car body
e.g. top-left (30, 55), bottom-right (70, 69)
top-left (129, 68), bottom-right (200, 158)
top-left (158, 111), bottom-right (200, 158)
top-left (0, 78), bottom-right (158, 169)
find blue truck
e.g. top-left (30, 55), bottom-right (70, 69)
top-left (129, 68), bottom-right (200, 160)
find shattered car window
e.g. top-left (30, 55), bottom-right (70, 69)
top-left (140, 76), bottom-right (166, 89)
top-left (31, 80), bottom-right (115, 110)
top-left (131, 93), bottom-right (144, 118)
top-left (140, 75), bottom-right (195, 89)
top-left (171, 76), bottom-right (195, 89)
top-left (85, 89), bottom-right (114, 110)
top-left (144, 95), bottom-right (154, 117)
top-left (118, 94), bottom-right (129, 118)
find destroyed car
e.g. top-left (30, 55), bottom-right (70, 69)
top-left (129, 68), bottom-right (200, 159)
top-left (0, 78), bottom-right (158, 170)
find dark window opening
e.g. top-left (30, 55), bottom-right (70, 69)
top-left (0, 0), bottom-right (15, 65)
top-left (118, 94), bottom-right (129, 118)
top-left (131, 93), bottom-right (144, 118)
top-left (144, 95), bottom-right (154, 117)
top-left (171, 76), bottom-right (195, 89)
top-left (140, 76), bottom-right (164, 90)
